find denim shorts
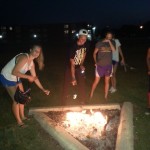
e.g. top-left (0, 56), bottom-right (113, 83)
top-left (112, 60), bottom-right (119, 65)
top-left (0, 74), bottom-right (21, 87)
top-left (95, 65), bottom-right (113, 77)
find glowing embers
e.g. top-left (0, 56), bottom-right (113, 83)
top-left (63, 110), bottom-right (107, 140)
top-left (45, 108), bottom-right (120, 149)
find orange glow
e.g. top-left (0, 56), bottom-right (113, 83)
top-left (64, 110), bottom-right (107, 138)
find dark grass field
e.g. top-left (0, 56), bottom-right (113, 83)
top-left (0, 37), bottom-right (150, 150)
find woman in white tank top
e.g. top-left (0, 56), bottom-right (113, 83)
top-left (0, 44), bottom-right (50, 127)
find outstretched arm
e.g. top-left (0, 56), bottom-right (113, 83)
top-left (30, 63), bottom-right (50, 95)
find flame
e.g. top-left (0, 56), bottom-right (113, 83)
top-left (66, 111), bottom-right (107, 127)
top-left (64, 110), bottom-right (107, 138)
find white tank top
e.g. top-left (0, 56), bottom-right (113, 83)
top-left (1, 53), bottom-right (33, 81)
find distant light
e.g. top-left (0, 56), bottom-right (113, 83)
top-left (0, 35), bottom-right (3, 39)
top-left (64, 30), bottom-right (69, 34)
top-left (87, 34), bottom-right (92, 41)
top-left (9, 27), bottom-right (13, 30)
top-left (140, 25), bottom-right (143, 29)
top-left (64, 24), bottom-right (69, 28)
top-left (76, 33), bottom-right (79, 37)
top-left (87, 34), bottom-right (90, 38)
top-left (87, 24), bottom-right (92, 28)
top-left (92, 26), bottom-right (96, 30)
top-left (33, 34), bottom-right (37, 38)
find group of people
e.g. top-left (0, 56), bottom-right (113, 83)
top-left (0, 29), bottom-right (125, 127)
top-left (62, 29), bottom-right (125, 105)
top-left (2, 27), bottom-right (150, 128)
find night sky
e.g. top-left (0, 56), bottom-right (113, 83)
top-left (0, 0), bottom-right (150, 28)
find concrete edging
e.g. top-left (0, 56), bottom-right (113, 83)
top-left (29, 104), bottom-right (121, 115)
top-left (115, 102), bottom-right (134, 150)
top-left (33, 111), bottom-right (88, 150)
top-left (29, 103), bottom-right (133, 150)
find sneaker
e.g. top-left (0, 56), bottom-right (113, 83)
top-left (109, 86), bottom-right (114, 92)
top-left (110, 88), bottom-right (117, 93)
top-left (145, 112), bottom-right (150, 115)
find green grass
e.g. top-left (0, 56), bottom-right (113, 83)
top-left (0, 39), bottom-right (150, 150)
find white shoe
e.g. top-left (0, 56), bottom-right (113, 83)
top-left (145, 112), bottom-right (150, 115)
top-left (110, 88), bottom-right (117, 93)
top-left (109, 87), bottom-right (113, 92)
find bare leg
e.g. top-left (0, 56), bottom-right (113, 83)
top-left (104, 76), bottom-right (110, 99)
top-left (90, 77), bottom-right (100, 99)
top-left (18, 83), bottom-right (26, 120)
top-left (111, 64), bottom-right (118, 89)
top-left (19, 104), bottom-right (26, 119)
top-left (6, 86), bottom-right (23, 125)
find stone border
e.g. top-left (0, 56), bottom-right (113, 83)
top-left (116, 102), bottom-right (134, 150)
top-left (29, 103), bottom-right (121, 114)
top-left (29, 103), bottom-right (133, 150)
top-left (33, 111), bottom-right (88, 150)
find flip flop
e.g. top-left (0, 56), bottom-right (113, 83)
top-left (18, 123), bottom-right (28, 128)
top-left (22, 117), bottom-right (30, 121)
top-left (22, 115), bottom-right (34, 121)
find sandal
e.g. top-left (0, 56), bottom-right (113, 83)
top-left (18, 123), bottom-right (28, 128)
top-left (22, 115), bottom-right (33, 121)
top-left (22, 117), bottom-right (30, 121)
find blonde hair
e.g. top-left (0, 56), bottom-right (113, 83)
top-left (31, 45), bottom-right (45, 70)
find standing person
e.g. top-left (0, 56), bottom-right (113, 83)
top-left (62, 29), bottom-right (89, 105)
top-left (109, 36), bottom-right (125, 93)
top-left (146, 47), bottom-right (150, 112)
top-left (90, 31), bottom-right (115, 100)
top-left (0, 44), bottom-right (50, 127)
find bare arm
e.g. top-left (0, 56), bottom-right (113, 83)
top-left (118, 46), bottom-right (125, 64)
top-left (108, 40), bottom-right (116, 52)
top-left (80, 52), bottom-right (86, 70)
top-left (12, 54), bottom-right (32, 80)
top-left (30, 63), bottom-right (50, 95)
top-left (70, 58), bottom-right (76, 85)
top-left (93, 48), bottom-right (99, 64)
top-left (80, 52), bottom-right (86, 66)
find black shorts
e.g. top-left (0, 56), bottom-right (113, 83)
top-left (112, 60), bottom-right (119, 65)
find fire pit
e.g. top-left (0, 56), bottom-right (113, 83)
top-left (29, 102), bottom-right (133, 150)
top-left (45, 109), bottom-right (119, 150)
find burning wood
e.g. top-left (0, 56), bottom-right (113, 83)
top-left (46, 109), bottom-right (120, 150)
top-left (62, 110), bottom-right (107, 140)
